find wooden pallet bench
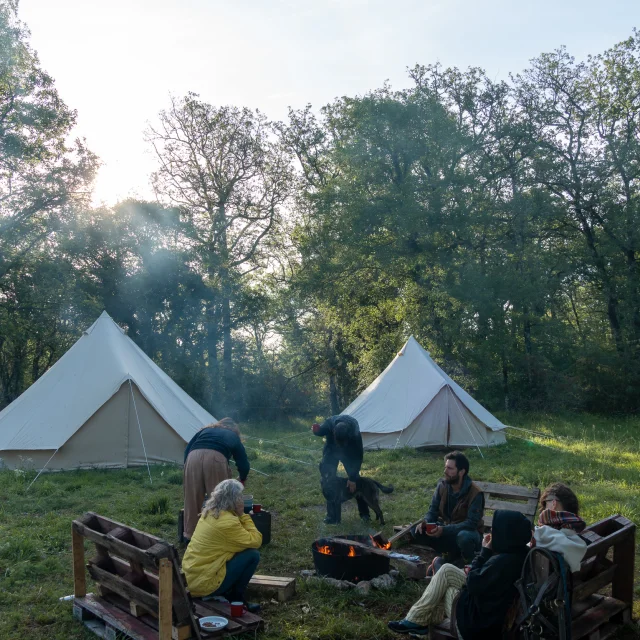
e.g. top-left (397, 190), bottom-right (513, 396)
top-left (429, 514), bottom-right (636, 640)
top-left (71, 512), bottom-right (266, 639)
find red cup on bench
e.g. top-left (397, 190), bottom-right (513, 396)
top-left (425, 522), bottom-right (438, 534)
top-left (252, 504), bottom-right (262, 513)
top-left (230, 601), bottom-right (246, 617)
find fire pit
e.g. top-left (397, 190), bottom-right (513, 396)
top-left (311, 535), bottom-right (390, 583)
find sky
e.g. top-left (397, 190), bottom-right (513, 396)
top-left (19, 0), bottom-right (640, 205)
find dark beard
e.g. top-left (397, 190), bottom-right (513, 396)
top-left (445, 473), bottom-right (460, 485)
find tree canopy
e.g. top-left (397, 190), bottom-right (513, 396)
top-left (1, 0), bottom-right (639, 416)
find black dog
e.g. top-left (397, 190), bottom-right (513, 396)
top-left (320, 470), bottom-right (394, 524)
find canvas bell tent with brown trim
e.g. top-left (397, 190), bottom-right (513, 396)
top-left (0, 312), bottom-right (216, 470)
top-left (344, 336), bottom-right (506, 450)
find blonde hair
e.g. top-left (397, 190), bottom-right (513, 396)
top-left (200, 417), bottom-right (240, 436)
top-left (202, 479), bottom-right (244, 519)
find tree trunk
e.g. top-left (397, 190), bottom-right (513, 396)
top-left (329, 371), bottom-right (340, 415)
top-left (326, 329), bottom-right (340, 414)
top-left (577, 209), bottom-right (625, 353)
top-left (206, 299), bottom-right (220, 411)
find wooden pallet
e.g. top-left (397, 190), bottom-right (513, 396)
top-left (247, 575), bottom-right (296, 602)
top-left (192, 599), bottom-right (263, 637)
top-left (429, 514), bottom-right (636, 640)
top-left (72, 512), bottom-right (265, 639)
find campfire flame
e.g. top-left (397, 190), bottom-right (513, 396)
top-left (370, 535), bottom-right (392, 550)
top-left (316, 543), bottom-right (358, 557)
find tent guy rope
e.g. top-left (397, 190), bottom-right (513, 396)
top-left (129, 379), bottom-right (152, 484)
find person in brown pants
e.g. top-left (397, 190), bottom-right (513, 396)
top-left (183, 418), bottom-right (250, 541)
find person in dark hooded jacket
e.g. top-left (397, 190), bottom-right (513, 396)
top-left (312, 414), bottom-right (367, 524)
top-left (388, 509), bottom-right (532, 638)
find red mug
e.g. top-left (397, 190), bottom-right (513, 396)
top-left (312, 423), bottom-right (320, 434)
top-left (253, 504), bottom-right (262, 513)
top-left (230, 601), bottom-right (246, 617)
top-left (425, 523), bottom-right (438, 534)
top-left (464, 564), bottom-right (472, 575)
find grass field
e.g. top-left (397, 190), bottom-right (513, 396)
top-left (1, 412), bottom-right (640, 639)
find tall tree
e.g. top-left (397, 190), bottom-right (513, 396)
top-left (146, 95), bottom-right (292, 408)
top-left (0, 1), bottom-right (96, 283)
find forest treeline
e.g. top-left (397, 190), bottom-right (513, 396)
top-left (1, 2), bottom-right (639, 417)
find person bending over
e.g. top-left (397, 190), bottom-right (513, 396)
top-left (312, 414), bottom-right (367, 524)
top-left (388, 509), bottom-right (532, 638)
top-left (183, 418), bottom-right (250, 541)
top-left (533, 482), bottom-right (587, 572)
top-left (411, 451), bottom-right (484, 565)
top-left (182, 479), bottom-right (262, 612)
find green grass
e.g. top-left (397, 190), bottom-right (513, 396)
top-left (1, 413), bottom-right (640, 639)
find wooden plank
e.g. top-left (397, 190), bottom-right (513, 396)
top-left (247, 575), bottom-right (296, 602)
top-left (193, 602), bottom-right (243, 634)
top-left (74, 594), bottom-right (158, 640)
top-left (331, 537), bottom-right (391, 558)
top-left (74, 520), bottom-right (172, 570)
top-left (612, 521), bottom-right (636, 605)
top-left (87, 512), bottom-right (168, 550)
top-left (484, 498), bottom-right (538, 515)
top-left (96, 591), bottom-right (194, 640)
top-left (169, 543), bottom-right (203, 640)
top-left (571, 596), bottom-right (626, 640)
top-left (196, 599), bottom-right (263, 627)
top-left (159, 558), bottom-right (173, 640)
top-left (87, 562), bottom-right (160, 613)
top-left (573, 565), bottom-right (617, 602)
top-left (391, 557), bottom-right (428, 580)
top-left (572, 594), bottom-right (604, 619)
top-left (583, 523), bottom-right (635, 560)
top-left (106, 554), bottom-right (193, 626)
top-left (172, 625), bottom-right (192, 640)
top-left (474, 481), bottom-right (540, 500)
top-left (388, 519), bottom-right (423, 544)
top-left (72, 526), bottom-right (87, 598)
top-left (249, 575), bottom-right (292, 585)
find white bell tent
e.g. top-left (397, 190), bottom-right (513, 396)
top-left (344, 336), bottom-right (506, 450)
top-left (0, 312), bottom-right (216, 470)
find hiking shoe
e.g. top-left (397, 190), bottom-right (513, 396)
top-left (323, 517), bottom-right (340, 524)
top-left (387, 620), bottom-right (429, 635)
top-left (244, 601), bottom-right (261, 613)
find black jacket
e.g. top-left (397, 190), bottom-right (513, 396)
top-left (184, 427), bottom-right (250, 481)
top-left (455, 509), bottom-right (532, 640)
top-left (314, 414), bottom-right (363, 482)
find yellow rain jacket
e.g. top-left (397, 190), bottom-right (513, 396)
top-left (182, 510), bottom-right (262, 597)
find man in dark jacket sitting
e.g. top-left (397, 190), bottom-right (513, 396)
top-left (388, 509), bottom-right (532, 638)
top-left (411, 451), bottom-right (484, 564)
top-left (312, 414), bottom-right (368, 525)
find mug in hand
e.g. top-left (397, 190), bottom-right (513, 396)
top-left (425, 523), bottom-right (438, 534)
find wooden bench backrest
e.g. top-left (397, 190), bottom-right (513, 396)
top-left (72, 511), bottom-right (201, 640)
top-left (474, 481), bottom-right (540, 532)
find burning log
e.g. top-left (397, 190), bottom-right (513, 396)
top-left (311, 535), bottom-right (390, 582)
top-left (331, 537), bottom-right (427, 580)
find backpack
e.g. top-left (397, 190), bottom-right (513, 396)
top-left (515, 547), bottom-right (572, 640)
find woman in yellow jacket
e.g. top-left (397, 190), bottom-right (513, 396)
top-left (182, 479), bottom-right (262, 611)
